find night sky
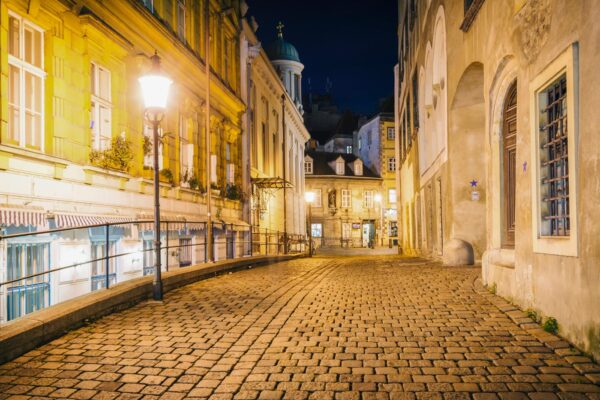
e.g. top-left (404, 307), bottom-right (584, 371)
top-left (246, 1), bottom-right (398, 115)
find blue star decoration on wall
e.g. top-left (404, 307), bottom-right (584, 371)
top-left (470, 179), bottom-right (478, 187)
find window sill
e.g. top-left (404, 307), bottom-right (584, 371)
top-left (0, 144), bottom-right (69, 167)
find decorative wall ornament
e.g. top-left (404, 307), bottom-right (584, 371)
top-left (514, 0), bottom-right (552, 64)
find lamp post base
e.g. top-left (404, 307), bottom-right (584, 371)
top-left (153, 281), bottom-right (163, 301)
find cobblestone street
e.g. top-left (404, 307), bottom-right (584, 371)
top-left (0, 256), bottom-right (599, 400)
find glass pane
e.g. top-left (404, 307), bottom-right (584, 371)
top-left (99, 67), bottom-right (110, 100)
top-left (24, 27), bottom-right (33, 65)
top-left (91, 64), bottom-right (96, 95)
top-left (33, 28), bottom-right (42, 68)
top-left (8, 66), bottom-right (21, 142)
top-left (9, 17), bottom-right (20, 57)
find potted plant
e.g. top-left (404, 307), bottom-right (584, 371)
top-left (210, 182), bottom-right (221, 196)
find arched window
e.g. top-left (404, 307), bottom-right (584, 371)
top-left (502, 81), bottom-right (517, 247)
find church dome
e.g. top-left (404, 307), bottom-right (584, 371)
top-left (265, 23), bottom-right (301, 63)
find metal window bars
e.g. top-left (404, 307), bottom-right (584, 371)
top-left (541, 75), bottom-right (569, 236)
top-left (0, 220), bottom-right (308, 323)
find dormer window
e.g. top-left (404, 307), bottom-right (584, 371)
top-left (354, 160), bottom-right (363, 176)
top-left (304, 157), bottom-right (313, 174)
top-left (335, 157), bottom-right (345, 175)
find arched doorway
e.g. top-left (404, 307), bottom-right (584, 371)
top-left (502, 82), bottom-right (517, 247)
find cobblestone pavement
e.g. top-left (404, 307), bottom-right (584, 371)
top-left (1, 256), bottom-right (599, 400)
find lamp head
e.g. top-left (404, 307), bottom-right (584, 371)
top-left (305, 191), bottom-right (315, 204)
top-left (139, 52), bottom-right (172, 113)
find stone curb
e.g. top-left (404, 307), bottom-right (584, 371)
top-left (0, 254), bottom-right (303, 364)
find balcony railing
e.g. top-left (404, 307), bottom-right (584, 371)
top-left (0, 220), bottom-right (307, 323)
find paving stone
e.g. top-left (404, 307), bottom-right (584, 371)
top-left (0, 257), bottom-right (599, 399)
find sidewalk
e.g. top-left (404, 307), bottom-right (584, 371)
top-left (314, 246), bottom-right (399, 256)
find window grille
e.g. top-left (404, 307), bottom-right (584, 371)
top-left (540, 74), bottom-right (569, 236)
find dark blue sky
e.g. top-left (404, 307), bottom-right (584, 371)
top-left (247, 1), bottom-right (398, 115)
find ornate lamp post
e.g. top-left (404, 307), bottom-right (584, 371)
top-left (139, 52), bottom-right (172, 301)
top-left (305, 191), bottom-right (315, 257)
top-left (374, 193), bottom-right (384, 247)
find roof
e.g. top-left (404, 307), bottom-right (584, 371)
top-left (265, 38), bottom-right (301, 63)
top-left (304, 150), bottom-right (381, 179)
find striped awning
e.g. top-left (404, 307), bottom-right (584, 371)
top-left (137, 214), bottom-right (191, 231)
top-left (55, 214), bottom-right (134, 228)
top-left (0, 208), bottom-right (49, 229)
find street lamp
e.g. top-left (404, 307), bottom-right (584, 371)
top-left (139, 52), bottom-right (172, 301)
top-left (374, 193), bottom-right (384, 247)
top-left (305, 191), bottom-right (315, 257)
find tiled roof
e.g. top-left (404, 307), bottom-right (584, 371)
top-left (304, 150), bottom-right (380, 178)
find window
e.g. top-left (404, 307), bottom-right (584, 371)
top-left (363, 190), bottom-right (374, 209)
top-left (387, 127), bottom-right (395, 140)
top-left (341, 189), bottom-right (351, 208)
top-left (143, 125), bottom-right (163, 170)
top-left (8, 14), bottom-right (44, 150)
top-left (354, 160), bottom-right (363, 176)
top-left (389, 189), bottom-right (397, 204)
top-left (177, 0), bottom-right (186, 40)
top-left (412, 73), bottom-right (419, 129)
top-left (539, 75), bottom-right (569, 237)
top-left (227, 163), bottom-right (235, 184)
top-left (335, 159), bottom-right (344, 175)
top-left (530, 43), bottom-right (578, 256)
top-left (311, 223), bottom-right (323, 238)
top-left (342, 223), bottom-right (351, 240)
top-left (304, 160), bottom-right (313, 174)
top-left (6, 243), bottom-right (50, 321)
top-left (143, 239), bottom-right (155, 276)
top-left (179, 115), bottom-right (193, 184)
top-left (210, 154), bottom-right (217, 183)
top-left (358, 138), bottom-right (362, 151)
top-left (388, 157), bottom-right (396, 172)
top-left (90, 63), bottom-right (112, 151)
top-left (179, 238), bottom-right (192, 267)
top-left (314, 189), bottom-right (322, 207)
top-left (346, 145), bottom-right (352, 154)
top-left (502, 82), bottom-right (517, 247)
top-left (91, 241), bottom-right (117, 291)
top-left (142, 0), bottom-right (154, 12)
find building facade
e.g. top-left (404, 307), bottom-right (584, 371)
top-left (240, 14), bottom-right (310, 247)
top-left (355, 113), bottom-right (398, 246)
top-left (395, 0), bottom-right (600, 358)
top-left (0, 0), bottom-right (246, 322)
top-left (304, 151), bottom-right (384, 248)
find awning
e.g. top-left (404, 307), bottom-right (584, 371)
top-left (136, 213), bottom-right (193, 231)
top-left (252, 177), bottom-right (293, 189)
top-left (0, 207), bottom-right (49, 230)
top-left (213, 218), bottom-right (250, 232)
top-left (55, 214), bottom-right (134, 228)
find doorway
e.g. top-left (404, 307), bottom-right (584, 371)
top-left (362, 220), bottom-right (375, 247)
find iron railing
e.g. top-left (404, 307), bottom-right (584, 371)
top-left (0, 220), bottom-right (307, 323)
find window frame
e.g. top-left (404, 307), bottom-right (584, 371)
top-left (335, 159), bottom-right (344, 175)
top-left (388, 157), bottom-right (396, 172)
top-left (304, 160), bottom-right (313, 174)
top-left (529, 43), bottom-right (579, 257)
top-left (387, 127), bottom-right (395, 140)
top-left (7, 12), bottom-right (46, 151)
top-left (90, 62), bottom-right (113, 151)
top-left (341, 189), bottom-right (351, 209)
top-left (363, 190), bottom-right (374, 209)
top-left (313, 188), bottom-right (322, 208)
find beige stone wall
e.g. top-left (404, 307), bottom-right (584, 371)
top-left (396, 0), bottom-right (600, 358)
top-left (305, 177), bottom-right (384, 247)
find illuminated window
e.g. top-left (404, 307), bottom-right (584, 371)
top-left (335, 159), bottom-right (344, 175)
top-left (311, 223), bottom-right (322, 238)
top-left (8, 14), bottom-right (45, 150)
top-left (180, 115), bottom-right (193, 184)
top-left (363, 190), bottom-right (374, 209)
top-left (91, 63), bottom-right (112, 151)
top-left (346, 145), bottom-right (352, 154)
top-left (387, 127), bottom-right (395, 140)
top-left (388, 189), bottom-right (397, 204)
top-left (304, 160), bottom-right (313, 174)
top-left (341, 189), bottom-right (351, 208)
top-left (314, 189), bottom-right (322, 207)
top-left (354, 160), bottom-right (363, 176)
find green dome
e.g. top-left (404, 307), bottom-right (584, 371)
top-left (265, 37), bottom-right (301, 63)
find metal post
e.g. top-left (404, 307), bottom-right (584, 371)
top-left (152, 119), bottom-right (163, 301)
top-left (281, 94), bottom-right (288, 254)
top-left (204, 0), bottom-right (214, 263)
top-left (204, 222), bottom-right (208, 263)
top-left (105, 223), bottom-right (110, 289)
top-left (165, 221), bottom-right (169, 271)
top-left (308, 204), bottom-right (313, 257)
top-left (266, 229), bottom-right (269, 255)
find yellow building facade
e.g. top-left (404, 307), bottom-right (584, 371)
top-left (0, 0), bottom-right (247, 322)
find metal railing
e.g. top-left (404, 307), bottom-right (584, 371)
top-left (0, 220), bottom-right (307, 323)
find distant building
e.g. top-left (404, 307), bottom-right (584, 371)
top-left (304, 150), bottom-right (386, 249)
top-left (355, 113), bottom-right (398, 245)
